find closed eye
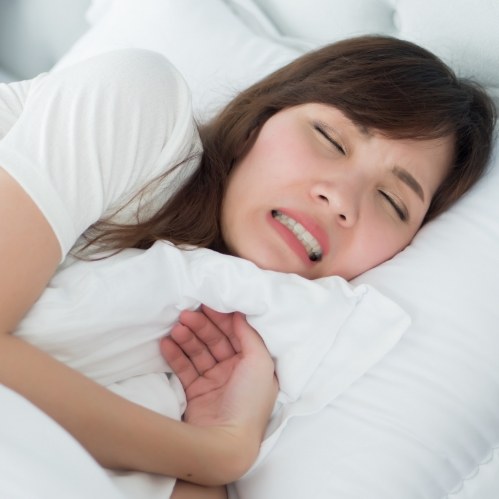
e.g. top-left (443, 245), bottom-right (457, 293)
top-left (379, 191), bottom-right (408, 221)
top-left (314, 123), bottom-right (346, 155)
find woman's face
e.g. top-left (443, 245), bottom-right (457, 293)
top-left (221, 104), bottom-right (453, 280)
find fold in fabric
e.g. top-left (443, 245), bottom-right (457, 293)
top-left (17, 240), bottom-right (409, 409)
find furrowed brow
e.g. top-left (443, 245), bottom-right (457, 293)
top-left (392, 166), bottom-right (425, 202)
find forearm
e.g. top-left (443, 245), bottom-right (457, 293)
top-left (0, 334), bottom-right (253, 485)
top-left (171, 481), bottom-right (227, 499)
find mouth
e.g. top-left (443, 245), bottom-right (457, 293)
top-left (271, 209), bottom-right (323, 262)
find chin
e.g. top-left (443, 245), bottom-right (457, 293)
top-left (249, 254), bottom-right (292, 274)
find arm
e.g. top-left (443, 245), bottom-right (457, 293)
top-left (0, 50), bottom-right (275, 485)
top-left (164, 307), bottom-right (278, 498)
top-left (0, 51), bottom-right (249, 484)
top-left (162, 307), bottom-right (278, 439)
top-left (171, 482), bottom-right (227, 499)
top-left (0, 170), bottom-right (276, 484)
top-left (0, 170), bottom-right (247, 483)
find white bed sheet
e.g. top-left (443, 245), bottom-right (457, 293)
top-left (0, 384), bottom-right (124, 499)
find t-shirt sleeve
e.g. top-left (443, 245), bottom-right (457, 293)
top-left (0, 78), bottom-right (37, 140)
top-left (0, 49), bottom-right (200, 259)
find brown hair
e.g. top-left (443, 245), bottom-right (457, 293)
top-left (86, 35), bottom-right (496, 254)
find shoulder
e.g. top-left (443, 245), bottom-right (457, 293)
top-left (82, 48), bottom-right (189, 94)
top-left (0, 76), bottom-right (43, 139)
top-left (0, 49), bottom-right (199, 258)
top-left (37, 48), bottom-right (192, 113)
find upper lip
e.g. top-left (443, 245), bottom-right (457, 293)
top-left (274, 208), bottom-right (330, 257)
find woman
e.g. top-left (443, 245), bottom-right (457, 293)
top-left (0, 35), bottom-right (495, 497)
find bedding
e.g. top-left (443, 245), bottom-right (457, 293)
top-left (16, 242), bottom-right (408, 497)
top-left (3, 0), bottom-right (499, 498)
top-left (17, 243), bottom-right (408, 403)
top-left (0, 385), bottom-right (123, 499)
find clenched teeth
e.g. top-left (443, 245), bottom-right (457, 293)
top-left (271, 210), bottom-right (323, 262)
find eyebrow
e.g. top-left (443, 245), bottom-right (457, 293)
top-left (392, 166), bottom-right (425, 202)
top-left (329, 119), bottom-right (426, 202)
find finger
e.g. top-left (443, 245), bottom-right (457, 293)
top-left (179, 309), bottom-right (236, 361)
top-left (159, 336), bottom-right (199, 389)
top-left (169, 323), bottom-right (217, 375)
top-left (199, 305), bottom-right (241, 353)
top-left (199, 305), bottom-right (233, 335)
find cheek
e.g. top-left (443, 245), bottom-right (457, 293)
top-left (251, 121), bottom-right (311, 171)
top-left (358, 221), bottom-right (414, 269)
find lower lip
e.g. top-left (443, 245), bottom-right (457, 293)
top-left (266, 212), bottom-right (315, 267)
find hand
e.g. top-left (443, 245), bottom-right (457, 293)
top-left (160, 306), bottom-right (278, 461)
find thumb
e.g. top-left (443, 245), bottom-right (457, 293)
top-left (232, 313), bottom-right (273, 365)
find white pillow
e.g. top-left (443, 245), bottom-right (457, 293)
top-left (54, 0), bottom-right (302, 122)
top-left (77, 0), bottom-right (499, 107)
top-left (240, 0), bottom-right (499, 105)
top-left (0, 385), bottom-right (124, 498)
top-left (233, 138), bottom-right (499, 499)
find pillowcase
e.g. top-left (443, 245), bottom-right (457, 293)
top-left (55, 0), bottom-right (302, 121)
top-left (234, 140), bottom-right (499, 499)
top-left (234, 0), bottom-right (499, 104)
top-left (76, 0), bottom-right (499, 108)
top-left (0, 385), bottom-right (123, 498)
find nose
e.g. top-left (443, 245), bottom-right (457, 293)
top-left (311, 180), bottom-right (360, 227)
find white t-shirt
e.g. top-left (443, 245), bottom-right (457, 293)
top-left (0, 48), bottom-right (201, 259)
top-left (0, 49), bottom-right (200, 498)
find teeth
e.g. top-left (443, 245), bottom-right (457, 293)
top-left (272, 210), bottom-right (323, 262)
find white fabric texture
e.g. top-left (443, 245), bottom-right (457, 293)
top-left (58, 0), bottom-right (499, 118)
top-left (17, 241), bottom-right (409, 416)
top-left (16, 242), bottom-right (409, 497)
top-left (0, 384), bottom-right (124, 499)
top-left (103, 374), bottom-right (182, 499)
top-left (233, 146), bottom-right (499, 498)
top-left (54, 0), bottom-right (302, 122)
top-left (0, 48), bottom-right (200, 258)
top-left (230, 0), bottom-right (499, 107)
top-left (0, 78), bottom-right (34, 137)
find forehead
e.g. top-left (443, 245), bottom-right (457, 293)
top-left (389, 135), bottom-right (454, 195)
